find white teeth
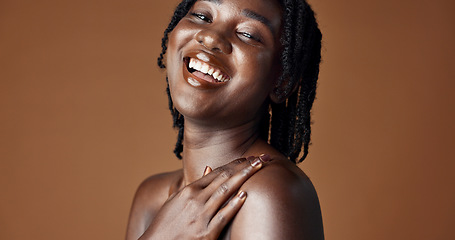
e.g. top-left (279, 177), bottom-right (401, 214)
top-left (188, 58), bottom-right (194, 68)
top-left (188, 58), bottom-right (229, 82)
top-left (200, 64), bottom-right (209, 74)
top-left (213, 70), bottom-right (220, 80)
top-left (194, 61), bottom-right (202, 71)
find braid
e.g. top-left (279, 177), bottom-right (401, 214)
top-left (157, 0), bottom-right (197, 69)
top-left (165, 76), bottom-right (184, 159)
top-left (270, 102), bottom-right (287, 152)
top-left (158, 0), bottom-right (197, 159)
top-left (269, 0), bottom-right (322, 163)
top-left (158, 0), bottom-right (321, 163)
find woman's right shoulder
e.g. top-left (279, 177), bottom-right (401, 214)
top-left (135, 169), bottom-right (183, 202)
top-left (125, 169), bottom-right (183, 240)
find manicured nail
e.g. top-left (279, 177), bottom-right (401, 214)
top-left (203, 166), bottom-right (212, 176)
top-left (251, 158), bottom-right (262, 168)
top-left (238, 191), bottom-right (247, 199)
top-left (259, 153), bottom-right (271, 162)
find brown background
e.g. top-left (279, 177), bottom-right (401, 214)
top-left (1, 0), bottom-right (454, 239)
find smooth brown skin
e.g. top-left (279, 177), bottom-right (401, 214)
top-left (126, 0), bottom-right (324, 239)
top-left (134, 157), bottom-right (264, 239)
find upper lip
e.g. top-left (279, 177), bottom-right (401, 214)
top-left (183, 51), bottom-right (232, 81)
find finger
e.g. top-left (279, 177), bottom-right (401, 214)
top-left (204, 157), bottom-right (262, 215)
top-left (191, 154), bottom-right (270, 192)
top-left (258, 153), bottom-right (272, 163)
top-left (191, 157), bottom-right (248, 188)
top-left (207, 190), bottom-right (247, 236)
top-left (203, 166), bottom-right (213, 177)
top-left (205, 156), bottom-right (261, 193)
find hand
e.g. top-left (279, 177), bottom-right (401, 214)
top-left (139, 155), bottom-right (271, 240)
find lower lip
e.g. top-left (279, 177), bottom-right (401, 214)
top-left (182, 59), bottom-right (228, 89)
top-left (187, 77), bottom-right (201, 87)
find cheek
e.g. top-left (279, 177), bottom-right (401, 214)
top-left (166, 32), bottom-right (180, 66)
top-left (236, 50), bottom-right (276, 90)
top-left (228, 51), bottom-right (276, 115)
top-left (166, 22), bottom-right (194, 64)
top-left (166, 27), bottom-right (190, 87)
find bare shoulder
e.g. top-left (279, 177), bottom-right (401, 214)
top-left (229, 157), bottom-right (324, 240)
top-left (125, 169), bottom-right (183, 240)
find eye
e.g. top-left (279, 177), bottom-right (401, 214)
top-left (238, 32), bottom-right (262, 43)
top-left (190, 12), bottom-right (212, 23)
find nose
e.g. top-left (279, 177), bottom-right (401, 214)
top-left (195, 29), bottom-right (232, 54)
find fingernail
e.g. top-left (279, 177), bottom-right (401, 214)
top-left (251, 158), bottom-right (262, 168)
top-left (203, 166), bottom-right (212, 176)
top-left (238, 191), bottom-right (247, 199)
top-left (246, 156), bottom-right (256, 161)
top-left (259, 154), bottom-right (271, 162)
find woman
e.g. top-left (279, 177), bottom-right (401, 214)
top-left (126, 0), bottom-right (323, 239)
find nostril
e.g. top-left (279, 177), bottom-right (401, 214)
top-left (198, 39), bottom-right (222, 52)
top-left (198, 40), bottom-right (208, 50)
top-left (212, 47), bottom-right (222, 52)
top-left (195, 30), bottom-right (231, 54)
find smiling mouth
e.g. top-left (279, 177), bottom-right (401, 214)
top-left (184, 57), bottom-right (230, 83)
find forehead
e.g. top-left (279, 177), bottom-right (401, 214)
top-left (198, 0), bottom-right (282, 33)
top-left (201, 0), bottom-right (281, 7)
top-left (199, 0), bottom-right (282, 16)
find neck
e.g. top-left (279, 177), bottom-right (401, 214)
top-left (181, 119), bottom-right (262, 185)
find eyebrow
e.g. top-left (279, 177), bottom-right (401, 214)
top-left (201, 0), bottom-right (222, 5)
top-left (241, 9), bottom-right (275, 34)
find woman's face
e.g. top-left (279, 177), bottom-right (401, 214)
top-left (166, 0), bottom-right (282, 128)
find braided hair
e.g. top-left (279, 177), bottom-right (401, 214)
top-left (157, 0), bottom-right (322, 163)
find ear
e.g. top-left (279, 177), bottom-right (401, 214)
top-left (268, 49), bottom-right (299, 103)
top-left (269, 86), bottom-right (285, 104)
top-left (269, 78), bottom-right (299, 104)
